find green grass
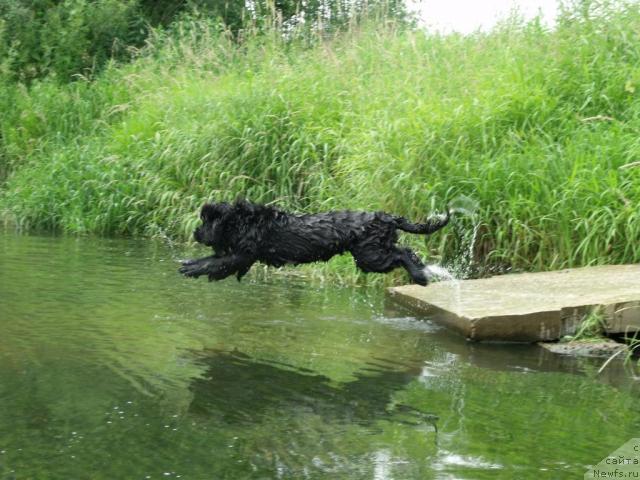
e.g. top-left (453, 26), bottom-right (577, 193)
top-left (560, 307), bottom-right (607, 342)
top-left (1, 3), bottom-right (640, 284)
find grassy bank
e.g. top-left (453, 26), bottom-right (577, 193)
top-left (1, 3), bottom-right (640, 283)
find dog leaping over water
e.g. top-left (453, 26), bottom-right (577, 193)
top-left (179, 200), bottom-right (449, 285)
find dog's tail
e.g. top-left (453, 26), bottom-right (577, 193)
top-left (395, 208), bottom-right (450, 234)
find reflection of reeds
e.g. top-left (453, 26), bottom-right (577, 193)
top-left (2, 1), bottom-right (640, 285)
top-left (600, 324), bottom-right (640, 376)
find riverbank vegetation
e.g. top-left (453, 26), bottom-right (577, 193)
top-left (1, 0), bottom-right (639, 283)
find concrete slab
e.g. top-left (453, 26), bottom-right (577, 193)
top-left (387, 265), bottom-right (640, 342)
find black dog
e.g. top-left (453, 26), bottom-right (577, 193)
top-left (179, 200), bottom-right (449, 285)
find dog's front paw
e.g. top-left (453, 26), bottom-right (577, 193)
top-left (179, 258), bottom-right (210, 278)
top-left (180, 258), bottom-right (199, 267)
top-left (179, 264), bottom-right (203, 278)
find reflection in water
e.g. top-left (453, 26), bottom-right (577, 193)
top-left (1, 231), bottom-right (640, 479)
top-left (189, 349), bottom-right (438, 431)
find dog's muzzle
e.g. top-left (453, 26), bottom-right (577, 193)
top-left (194, 226), bottom-right (203, 243)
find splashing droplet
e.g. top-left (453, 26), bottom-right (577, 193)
top-left (448, 194), bottom-right (479, 217)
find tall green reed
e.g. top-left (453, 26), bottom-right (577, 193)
top-left (1, 2), bottom-right (640, 284)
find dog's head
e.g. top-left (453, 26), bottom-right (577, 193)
top-left (193, 202), bottom-right (232, 248)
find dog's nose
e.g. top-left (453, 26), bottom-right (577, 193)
top-left (194, 228), bottom-right (202, 243)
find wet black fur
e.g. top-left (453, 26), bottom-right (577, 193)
top-left (179, 200), bottom-right (449, 285)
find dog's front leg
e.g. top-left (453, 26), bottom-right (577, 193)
top-left (180, 254), bottom-right (254, 281)
top-left (205, 255), bottom-right (255, 282)
top-left (179, 255), bottom-right (219, 278)
top-left (180, 254), bottom-right (255, 281)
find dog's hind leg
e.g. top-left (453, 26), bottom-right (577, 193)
top-left (396, 247), bottom-right (428, 286)
top-left (351, 245), bottom-right (428, 286)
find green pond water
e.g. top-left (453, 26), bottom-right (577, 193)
top-left (1, 231), bottom-right (639, 479)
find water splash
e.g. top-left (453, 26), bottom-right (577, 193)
top-left (421, 195), bottom-right (481, 283)
top-left (447, 194), bottom-right (479, 217)
top-left (447, 195), bottom-right (481, 279)
top-left (423, 263), bottom-right (463, 315)
top-left (423, 264), bottom-right (455, 281)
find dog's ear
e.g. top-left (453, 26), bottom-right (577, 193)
top-left (200, 204), bottom-right (216, 222)
top-left (200, 202), bottom-right (230, 222)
